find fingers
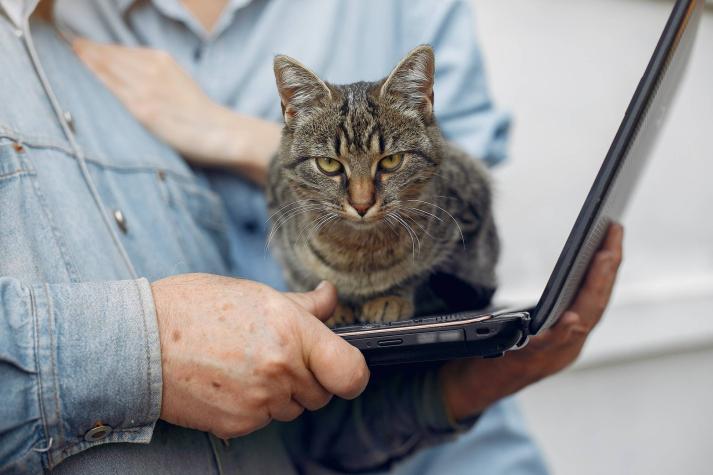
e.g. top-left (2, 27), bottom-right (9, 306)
top-left (299, 315), bottom-right (369, 400)
top-left (568, 223), bottom-right (624, 330)
top-left (73, 39), bottom-right (143, 84)
top-left (268, 397), bottom-right (305, 422)
top-left (290, 364), bottom-right (333, 411)
top-left (285, 281), bottom-right (338, 322)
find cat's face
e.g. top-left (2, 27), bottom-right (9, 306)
top-left (273, 46), bottom-right (441, 227)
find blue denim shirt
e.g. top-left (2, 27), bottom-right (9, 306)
top-left (1, 1), bottom-right (547, 474)
top-left (53, 0), bottom-right (513, 289)
top-left (0, 4), bottom-right (482, 475)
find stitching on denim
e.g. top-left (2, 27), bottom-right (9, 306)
top-left (0, 127), bottom-right (69, 151)
top-left (44, 283), bottom-right (66, 450)
top-left (29, 285), bottom-right (52, 470)
top-left (0, 169), bottom-right (34, 180)
top-left (136, 280), bottom-right (155, 425)
top-left (26, 156), bottom-right (81, 283)
top-left (56, 427), bottom-right (154, 460)
top-left (0, 130), bottom-right (193, 180)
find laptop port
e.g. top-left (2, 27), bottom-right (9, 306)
top-left (377, 338), bottom-right (403, 347)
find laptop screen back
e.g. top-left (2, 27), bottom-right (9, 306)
top-left (530, 0), bottom-right (703, 334)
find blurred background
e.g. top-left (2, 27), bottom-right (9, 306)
top-left (472, 0), bottom-right (713, 473)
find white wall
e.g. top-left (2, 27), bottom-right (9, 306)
top-left (471, 0), bottom-right (713, 473)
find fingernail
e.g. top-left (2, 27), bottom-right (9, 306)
top-left (316, 280), bottom-right (328, 290)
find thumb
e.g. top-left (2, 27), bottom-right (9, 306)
top-left (285, 281), bottom-right (338, 322)
top-left (299, 316), bottom-right (370, 400)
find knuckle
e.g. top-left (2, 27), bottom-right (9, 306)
top-left (306, 392), bottom-right (332, 411)
top-left (213, 420), bottom-right (238, 439)
top-left (345, 357), bottom-right (369, 393)
top-left (612, 250), bottom-right (623, 267)
top-left (260, 352), bottom-right (292, 378)
top-left (595, 252), bottom-right (611, 268)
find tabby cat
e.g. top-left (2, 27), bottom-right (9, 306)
top-left (266, 45), bottom-right (499, 325)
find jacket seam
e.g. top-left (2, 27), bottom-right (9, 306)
top-left (29, 285), bottom-right (51, 471)
top-left (26, 156), bottom-right (81, 283)
top-left (44, 283), bottom-right (66, 454)
top-left (136, 280), bottom-right (155, 425)
top-left (0, 129), bottom-right (193, 180)
top-left (0, 169), bottom-right (34, 180)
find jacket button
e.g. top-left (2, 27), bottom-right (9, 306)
top-left (113, 209), bottom-right (128, 234)
top-left (63, 111), bottom-right (75, 133)
top-left (84, 425), bottom-right (113, 442)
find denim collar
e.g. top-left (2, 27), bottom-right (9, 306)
top-left (0, 0), bottom-right (39, 27)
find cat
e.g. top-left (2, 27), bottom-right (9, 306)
top-left (266, 45), bottom-right (499, 326)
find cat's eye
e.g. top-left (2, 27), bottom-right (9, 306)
top-left (315, 157), bottom-right (344, 175)
top-left (378, 154), bottom-right (403, 172)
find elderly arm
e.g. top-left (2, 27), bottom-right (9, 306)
top-left (72, 39), bottom-right (280, 186)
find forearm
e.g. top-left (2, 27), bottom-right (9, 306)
top-left (195, 104), bottom-right (281, 186)
top-left (0, 277), bottom-right (162, 473)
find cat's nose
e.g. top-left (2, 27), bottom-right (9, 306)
top-left (352, 202), bottom-right (372, 217)
top-left (348, 176), bottom-right (376, 217)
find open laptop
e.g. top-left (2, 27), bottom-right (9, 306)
top-left (334, 0), bottom-right (703, 366)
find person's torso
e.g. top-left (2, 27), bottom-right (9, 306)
top-left (0, 16), bottom-right (297, 474)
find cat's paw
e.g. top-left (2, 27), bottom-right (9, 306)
top-left (326, 302), bottom-right (355, 328)
top-left (360, 296), bottom-right (414, 323)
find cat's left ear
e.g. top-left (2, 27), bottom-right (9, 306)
top-left (380, 45), bottom-right (435, 119)
top-left (274, 55), bottom-right (331, 125)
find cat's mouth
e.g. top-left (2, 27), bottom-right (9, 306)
top-left (341, 213), bottom-right (382, 226)
top-left (343, 202), bottom-right (381, 222)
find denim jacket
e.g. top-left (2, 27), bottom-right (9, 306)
top-left (0, 3), bottom-right (470, 474)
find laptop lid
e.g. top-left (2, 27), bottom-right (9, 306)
top-left (530, 0), bottom-right (703, 334)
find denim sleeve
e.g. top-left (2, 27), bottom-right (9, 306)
top-left (404, 0), bottom-right (512, 167)
top-left (287, 366), bottom-right (477, 473)
top-left (0, 278), bottom-right (162, 474)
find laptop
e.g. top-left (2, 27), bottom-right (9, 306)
top-left (334, 0), bottom-right (703, 366)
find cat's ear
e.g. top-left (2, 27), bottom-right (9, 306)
top-left (273, 55), bottom-right (331, 125)
top-left (380, 45), bottom-right (435, 119)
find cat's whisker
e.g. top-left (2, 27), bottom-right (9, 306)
top-left (266, 206), bottom-right (324, 252)
top-left (398, 209), bottom-right (438, 242)
top-left (403, 206), bottom-right (444, 222)
top-left (387, 213), bottom-right (415, 260)
top-left (265, 198), bottom-right (316, 224)
top-left (407, 199), bottom-right (465, 249)
top-left (297, 212), bottom-right (336, 244)
top-left (312, 214), bottom-right (339, 237)
top-left (382, 216), bottom-right (400, 238)
top-left (390, 212), bottom-right (420, 260)
top-left (271, 204), bottom-right (325, 230)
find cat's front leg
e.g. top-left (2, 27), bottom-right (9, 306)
top-left (326, 302), bottom-right (356, 328)
top-left (360, 295), bottom-right (415, 323)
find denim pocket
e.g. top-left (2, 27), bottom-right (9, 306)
top-left (0, 139), bottom-right (78, 282)
top-left (0, 139), bottom-right (34, 182)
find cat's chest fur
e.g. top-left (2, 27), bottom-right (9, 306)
top-left (294, 217), bottom-right (442, 300)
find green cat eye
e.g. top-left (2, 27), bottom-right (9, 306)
top-left (315, 157), bottom-right (344, 175)
top-left (379, 153), bottom-right (403, 172)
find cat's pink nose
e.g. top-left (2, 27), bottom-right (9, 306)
top-left (352, 202), bottom-right (372, 217)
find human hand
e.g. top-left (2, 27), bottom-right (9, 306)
top-left (151, 273), bottom-right (369, 438)
top-left (441, 223), bottom-right (624, 421)
top-left (73, 39), bottom-right (280, 184)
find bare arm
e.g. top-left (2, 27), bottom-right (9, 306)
top-left (73, 39), bottom-right (281, 186)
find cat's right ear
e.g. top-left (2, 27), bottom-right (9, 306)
top-left (273, 55), bottom-right (331, 125)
